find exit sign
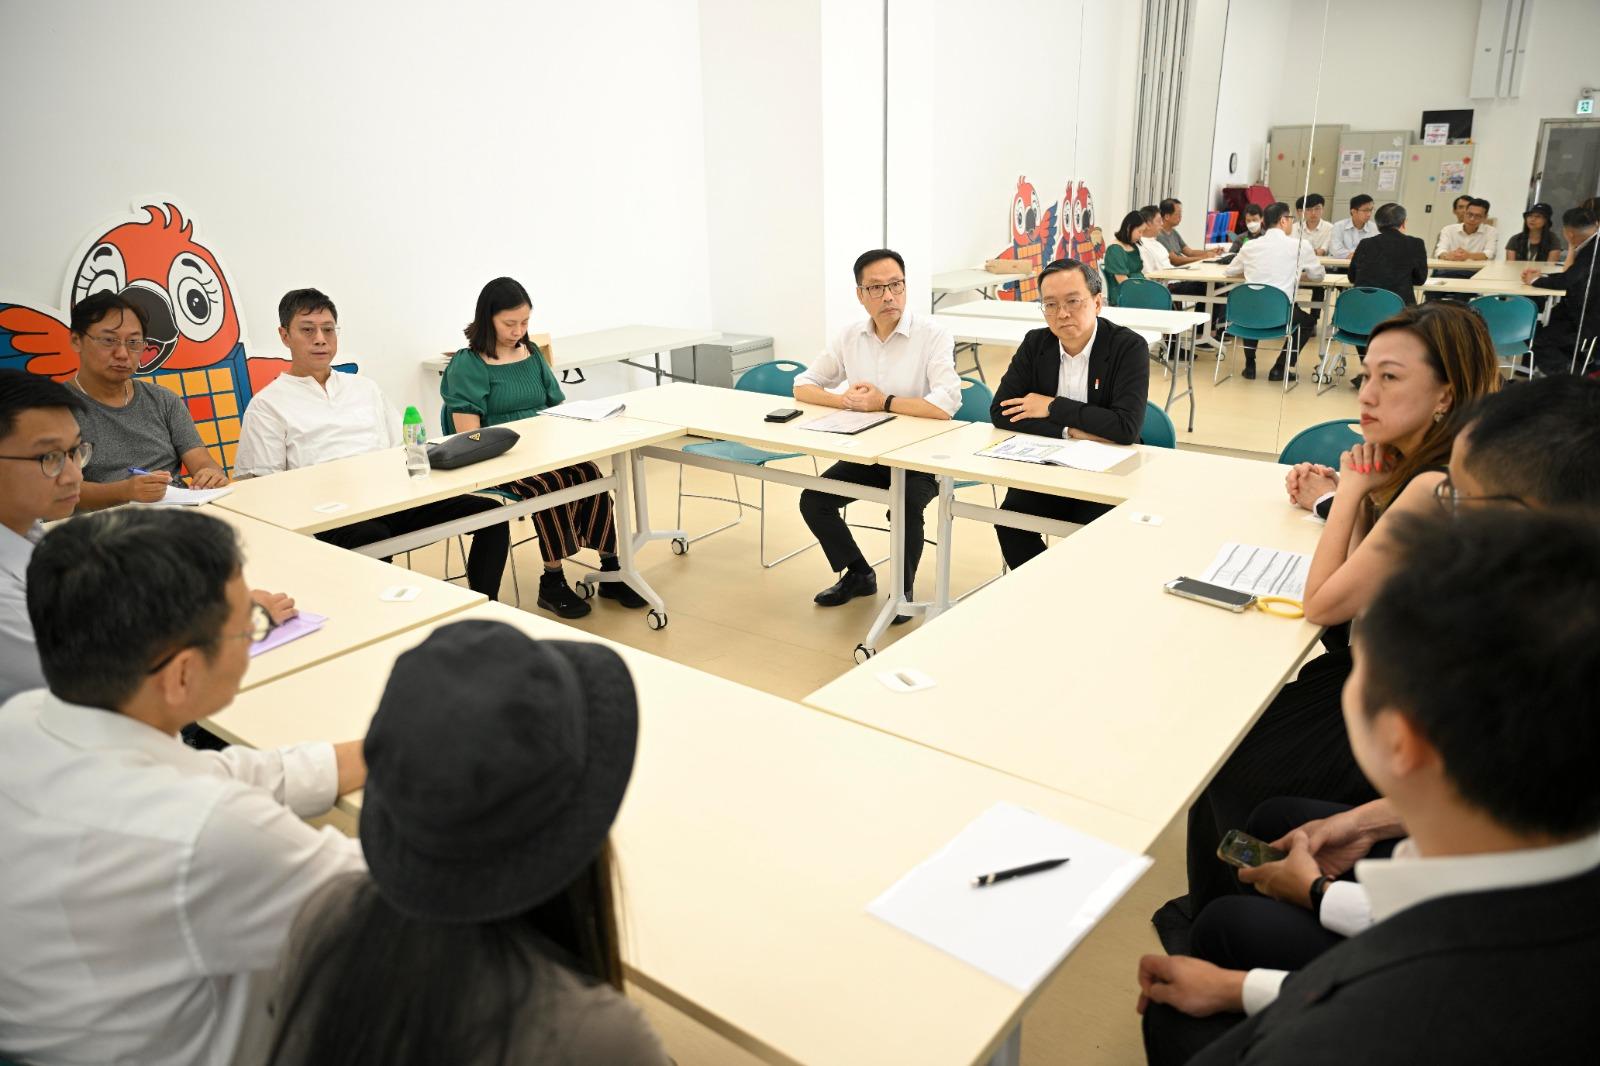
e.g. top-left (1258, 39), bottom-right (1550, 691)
top-left (1580, 98), bottom-right (1595, 115)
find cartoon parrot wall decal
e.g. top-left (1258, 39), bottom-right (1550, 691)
top-left (991, 175), bottom-right (1056, 302)
top-left (1055, 179), bottom-right (1104, 269)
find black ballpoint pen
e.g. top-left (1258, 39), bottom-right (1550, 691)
top-left (971, 857), bottom-right (1070, 888)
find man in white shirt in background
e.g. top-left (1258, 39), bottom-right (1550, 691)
top-left (1290, 194), bottom-right (1334, 254)
top-left (1325, 194), bottom-right (1377, 260)
top-left (1224, 202), bottom-right (1326, 381)
top-left (794, 248), bottom-right (959, 616)
top-left (1136, 509), bottom-right (1600, 1066)
top-left (0, 507), bottom-right (367, 1066)
top-left (235, 288), bottom-right (510, 599)
top-left (1435, 197), bottom-right (1499, 261)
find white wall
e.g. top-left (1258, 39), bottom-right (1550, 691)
top-left (1264, 0), bottom-right (1596, 220)
top-left (1208, 0), bottom-right (1294, 202)
top-left (0, 0), bottom-right (714, 422)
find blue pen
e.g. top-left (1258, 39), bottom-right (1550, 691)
top-left (128, 467), bottom-right (150, 475)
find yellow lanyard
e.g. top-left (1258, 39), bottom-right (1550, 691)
top-left (1255, 596), bottom-right (1305, 619)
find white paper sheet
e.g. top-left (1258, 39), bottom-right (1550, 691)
top-left (868, 802), bottom-right (1151, 992)
top-left (1200, 542), bottom-right (1310, 599)
top-left (800, 410), bottom-right (895, 434)
top-left (542, 398), bottom-right (626, 421)
top-left (136, 484), bottom-right (234, 506)
top-left (979, 435), bottom-right (1136, 473)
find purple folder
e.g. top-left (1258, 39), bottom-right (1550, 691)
top-left (249, 612), bottom-right (328, 657)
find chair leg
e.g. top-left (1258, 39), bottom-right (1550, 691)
top-left (758, 476), bottom-right (820, 568)
top-left (1214, 331), bottom-right (1232, 386)
top-left (676, 464), bottom-right (748, 547)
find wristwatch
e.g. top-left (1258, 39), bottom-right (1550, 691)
top-left (1309, 874), bottom-right (1331, 918)
top-left (883, 394), bottom-right (896, 413)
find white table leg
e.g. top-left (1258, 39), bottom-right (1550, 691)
top-left (931, 475), bottom-right (956, 619)
top-left (987, 1025), bottom-right (1021, 1066)
top-left (858, 466), bottom-right (908, 660)
top-left (585, 448), bottom-right (668, 627)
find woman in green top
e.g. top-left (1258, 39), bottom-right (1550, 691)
top-left (441, 277), bottom-right (645, 619)
top-left (1103, 211), bottom-right (1148, 306)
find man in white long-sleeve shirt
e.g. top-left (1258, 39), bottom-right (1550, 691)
top-left (1435, 197), bottom-right (1500, 261)
top-left (0, 507), bottom-right (367, 1066)
top-left (1224, 201), bottom-right (1325, 381)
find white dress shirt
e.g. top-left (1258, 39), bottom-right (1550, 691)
top-left (0, 522), bottom-right (44, 705)
top-left (1326, 218), bottom-right (1378, 259)
top-left (1241, 831), bottom-right (1600, 1015)
top-left (1225, 227), bottom-right (1326, 303)
top-left (1056, 320), bottom-right (1098, 411)
top-left (1291, 219), bottom-right (1334, 253)
top-left (234, 370), bottom-right (401, 477)
top-left (1435, 222), bottom-right (1501, 259)
top-left (0, 690), bottom-right (365, 1065)
top-left (1139, 236), bottom-right (1174, 274)
top-left (794, 310), bottom-right (961, 416)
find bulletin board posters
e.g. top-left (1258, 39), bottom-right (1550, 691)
top-left (1374, 150), bottom-right (1403, 168)
top-left (1376, 168), bottom-right (1399, 192)
top-left (1423, 123), bottom-right (1449, 146)
top-left (1438, 161), bottom-right (1467, 193)
top-left (1338, 149), bottom-right (1365, 182)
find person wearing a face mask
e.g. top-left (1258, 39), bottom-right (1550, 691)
top-left (1229, 205), bottom-right (1266, 253)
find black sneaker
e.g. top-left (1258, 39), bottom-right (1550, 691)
top-left (537, 572), bottom-right (591, 619)
top-left (814, 568), bottom-right (877, 607)
top-left (1241, 358), bottom-right (1257, 380)
top-left (598, 577), bottom-right (648, 609)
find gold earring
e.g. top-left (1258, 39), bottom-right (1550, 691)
top-left (1433, 410), bottom-right (1445, 423)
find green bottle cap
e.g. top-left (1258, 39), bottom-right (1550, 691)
top-left (403, 405), bottom-right (423, 424)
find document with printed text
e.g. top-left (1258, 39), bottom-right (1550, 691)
top-left (542, 398), bottom-right (626, 421)
top-left (1200, 543), bottom-right (1310, 599)
top-left (979, 435), bottom-right (1136, 473)
top-left (800, 410), bottom-right (895, 434)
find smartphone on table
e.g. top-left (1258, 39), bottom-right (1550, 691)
top-left (1164, 577), bottom-right (1256, 612)
top-left (765, 408), bottom-right (802, 423)
top-left (1217, 829), bottom-right (1287, 869)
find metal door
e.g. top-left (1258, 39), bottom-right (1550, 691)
top-left (1531, 119), bottom-right (1600, 212)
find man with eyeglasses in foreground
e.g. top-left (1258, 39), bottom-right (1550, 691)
top-left (0, 507), bottom-right (367, 1066)
top-left (794, 249), bottom-right (960, 614)
top-left (988, 257), bottom-right (1151, 569)
top-left (67, 291), bottom-right (230, 508)
top-left (232, 289), bottom-right (510, 599)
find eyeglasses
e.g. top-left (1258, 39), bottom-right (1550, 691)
top-left (295, 324), bottom-right (340, 339)
top-left (88, 334), bottom-right (148, 354)
top-left (1041, 297), bottom-right (1093, 317)
top-left (859, 280), bottom-right (906, 299)
top-left (0, 440), bottom-right (93, 478)
top-left (146, 603), bottom-right (277, 674)
top-left (1433, 473), bottom-right (1527, 512)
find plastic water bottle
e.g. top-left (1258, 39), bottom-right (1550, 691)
top-left (402, 406), bottom-right (430, 479)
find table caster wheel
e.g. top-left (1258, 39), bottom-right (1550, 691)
top-left (671, 537), bottom-right (688, 556)
top-left (647, 610), bottom-right (668, 630)
top-left (853, 644), bottom-right (874, 664)
top-left (575, 580), bottom-right (595, 600)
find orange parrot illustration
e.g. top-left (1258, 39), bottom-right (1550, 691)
top-left (1055, 179), bottom-right (1103, 268)
top-left (991, 176), bottom-right (1056, 302)
top-left (1, 203), bottom-right (318, 473)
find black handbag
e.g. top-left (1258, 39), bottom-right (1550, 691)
top-left (426, 427), bottom-right (519, 470)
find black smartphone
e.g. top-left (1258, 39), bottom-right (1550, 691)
top-left (1164, 577), bottom-right (1255, 612)
top-left (764, 408), bottom-right (802, 423)
top-left (1217, 829), bottom-right (1288, 868)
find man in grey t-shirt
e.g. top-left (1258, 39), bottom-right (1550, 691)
top-left (1157, 198), bottom-right (1221, 266)
top-left (66, 293), bottom-right (229, 510)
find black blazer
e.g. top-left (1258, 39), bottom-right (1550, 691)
top-left (1348, 229), bottom-right (1428, 306)
top-left (989, 319), bottom-right (1150, 445)
top-left (1533, 236), bottom-right (1598, 336)
top-left (1192, 862), bottom-right (1600, 1065)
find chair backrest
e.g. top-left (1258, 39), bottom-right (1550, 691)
top-left (1278, 419), bottom-right (1362, 466)
top-left (1118, 278), bottom-right (1173, 311)
top-left (1226, 284), bottom-right (1292, 331)
top-left (1331, 286), bottom-right (1404, 338)
top-left (954, 376), bottom-right (995, 423)
top-left (1140, 401), bottom-right (1177, 448)
top-left (735, 360), bottom-right (808, 397)
top-left (1469, 294), bottom-right (1539, 348)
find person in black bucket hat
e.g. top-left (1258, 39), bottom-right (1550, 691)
top-left (1506, 202), bottom-right (1564, 263)
top-left (265, 620), bottom-right (669, 1065)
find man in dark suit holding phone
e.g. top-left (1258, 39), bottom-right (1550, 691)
top-left (989, 258), bottom-right (1151, 569)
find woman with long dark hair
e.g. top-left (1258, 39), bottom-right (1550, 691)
top-left (266, 621), bottom-right (667, 1065)
top-left (1163, 301), bottom-right (1502, 930)
top-left (440, 277), bottom-right (646, 618)
top-left (1103, 210), bottom-right (1148, 306)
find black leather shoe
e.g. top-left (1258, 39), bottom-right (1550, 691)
top-left (1241, 359), bottom-right (1257, 380)
top-left (814, 568), bottom-right (877, 607)
top-left (891, 613), bottom-right (912, 626)
top-left (1268, 360), bottom-right (1285, 382)
top-left (537, 573), bottom-right (592, 619)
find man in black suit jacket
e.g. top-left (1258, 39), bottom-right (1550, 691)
top-left (1347, 202), bottom-right (1428, 308)
top-left (989, 259), bottom-right (1150, 569)
top-left (1135, 509), bottom-right (1600, 1066)
top-left (1525, 207), bottom-right (1598, 375)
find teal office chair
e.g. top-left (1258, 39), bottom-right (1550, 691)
top-left (674, 360), bottom-right (820, 567)
top-left (1469, 294), bottom-right (1539, 379)
top-left (1140, 401), bottom-right (1178, 448)
top-left (1117, 278), bottom-right (1174, 310)
top-left (1313, 286), bottom-right (1402, 394)
top-left (1278, 419), bottom-right (1362, 468)
top-left (1218, 284), bottom-right (1295, 388)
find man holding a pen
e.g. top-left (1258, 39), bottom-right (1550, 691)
top-left (65, 292), bottom-right (230, 510)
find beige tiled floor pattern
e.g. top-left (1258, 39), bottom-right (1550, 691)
top-left (401, 338), bottom-right (1355, 1064)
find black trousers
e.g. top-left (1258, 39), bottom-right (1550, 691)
top-left (994, 487), bottom-right (1113, 570)
top-left (1531, 320), bottom-right (1593, 376)
top-left (317, 494), bottom-right (510, 600)
top-left (798, 461), bottom-right (938, 591)
top-left (1241, 306), bottom-right (1317, 365)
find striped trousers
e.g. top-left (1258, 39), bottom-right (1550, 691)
top-left (503, 461), bottom-right (617, 564)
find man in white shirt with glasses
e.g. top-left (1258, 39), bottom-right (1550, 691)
top-left (794, 249), bottom-right (960, 615)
